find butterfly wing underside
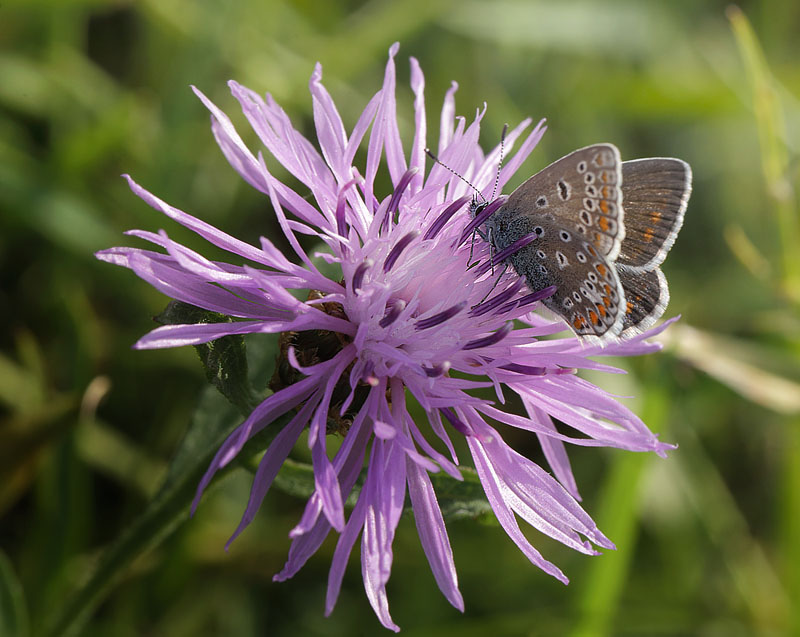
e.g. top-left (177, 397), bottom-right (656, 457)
top-left (486, 144), bottom-right (628, 339)
top-left (617, 157), bottom-right (691, 334)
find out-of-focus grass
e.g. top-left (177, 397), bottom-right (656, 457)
top-left (1, 2), bottom-right (799, 635)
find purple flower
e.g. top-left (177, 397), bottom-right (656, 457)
top-left (97, 43), bottom-right (675, 631)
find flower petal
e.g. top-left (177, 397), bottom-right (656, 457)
top-left (225, 398), bottom-right (318, 547)
top-left (406, 455), bottom-right (464, 611)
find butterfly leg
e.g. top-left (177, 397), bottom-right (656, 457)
top-left (467, 226), bottom-right (493, 270)
top-left (476, 262), bottom-right (508, 304)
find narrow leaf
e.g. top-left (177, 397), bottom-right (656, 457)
top-left (0, 549), bottom-right (29, 637)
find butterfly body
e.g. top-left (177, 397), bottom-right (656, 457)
top-left (475, 143), bottom-right (691, 341)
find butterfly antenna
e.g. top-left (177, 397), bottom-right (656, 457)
top-left (490, 124), bottom-right (508, 202)
top-left (425, 148), bottom-right (486, 203)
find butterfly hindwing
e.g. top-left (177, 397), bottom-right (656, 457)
top-left (618, 158), bottom-right (691, 270)
top-left (538, 243), bottom-right (625, 338)
top-left (617, 264), bottom-right (669, 334)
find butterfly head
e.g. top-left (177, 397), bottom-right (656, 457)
top-left (468, 197), bottom-right (489, 220)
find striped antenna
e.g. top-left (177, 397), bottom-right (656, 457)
top-left (424, 148), bottom-right (486, 203)
top-left (490, 124), bottom-right (509, 202)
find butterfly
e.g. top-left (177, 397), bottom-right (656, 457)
top-left (472, 143), bottom-right (691, 340)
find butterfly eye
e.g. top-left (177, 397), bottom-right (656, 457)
top-left (536, 196), bottom-right (548, 208)
top-left (584, 172), bottom-right (595, 184)
top-left (533, 226), bottom-right (544, 236)
top-left (576, 251), bottom-right (587, 263)
top-left (560, 230), bottom-right (571, 242)
top-left (577, 160), bottom-right (587, 173)
top-left (536, 250), bottom-right (546, 260)
top-left (470, 200), bottom-right (488, 216)
top-left (558, 179), bottom-right (570, 201)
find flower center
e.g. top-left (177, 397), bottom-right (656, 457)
top-left (269, 290), bottom-right (371, 435)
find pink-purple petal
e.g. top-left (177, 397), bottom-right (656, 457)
top-left (310, 62), bottom-right (350, 183)
top-left (526, 402), bottom-right (581, 500)
top-left (467, 436), bottom-right (569, 584)
top-left (406, 456), bottom-right (464, 611)
top-left (325, 483), bottom-right (369, 616)
top-left (133, 311), bottom-right (344, 350)
top-left (360, 438), bottom-right (405, 631)
top-left (125, 250), bottom-right (290, 319)
top-left (191, 376), bottom-right (320, 515)
top-left (124, 175), bottom-right (286, 269)
top-left (408, 57), bottom-right (427, 194)
top-left (225, 399), bottom-right (316, 548)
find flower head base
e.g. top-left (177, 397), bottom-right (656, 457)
top-left (97, 43), bottom-right (676, 631)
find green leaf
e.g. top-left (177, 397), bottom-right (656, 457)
top-left (430, 466), bottom-right (493, 522)
top-left (728, 5), bottom-right (800, 301)
top-left (570, 387), bottom-right (668, 637)
top-left (155, 301), bottom-right (262, 415)
top-left (44, 318), bottom-right (281, 637)
top-left (157, 383), bottom-right (244, 496)
top-left (251, 456), bottom-right (492, 523)
top-left (0, 549), bottom-right (29, 637)
top-left (443, 1), bottom-right (677, 57)
top-left (43, 388), bottom-right (291, 637)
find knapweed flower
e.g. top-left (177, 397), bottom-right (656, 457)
top-left (97, 43), bottom-right (676, 631)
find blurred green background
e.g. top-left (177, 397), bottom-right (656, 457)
top-left (2, 1), bottom-right (799, 635)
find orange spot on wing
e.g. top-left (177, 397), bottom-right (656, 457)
top-left (598, 216), bottom-right (609, 232)
top-left (650, 211), bottom-right (662, 223)
top-left (599, 200), bottom-right (609, 214)
top-left (603, 295), bottom-right (612, 308)
top-left (596, 263), bottom-right (607, 276)
top-left (589, 310), bottom-right (600, 325)
top-left (597, 304), bottom-right (607, 317)
top-left (643, 227), bottom-right (655, 243)
top-left (573, 316), bottom-right (585, 330)
top-left (595, 151), bottom-right (613, 167)
top-left (601, 186), bottom-right (612, 198)
top-left (626, 301), bottom-right (634, 314)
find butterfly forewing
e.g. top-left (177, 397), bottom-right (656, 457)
top-left (502, 144), bottom-right (626, 261)
top-left (486, 144), bottom-right (628, 339)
